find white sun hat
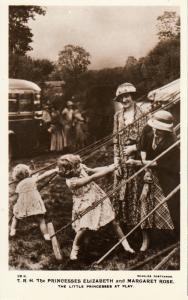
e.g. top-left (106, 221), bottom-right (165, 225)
top-left (147, 110), bottom-right (174, 132)
top-left (114, 82), bottom-right (136, 102)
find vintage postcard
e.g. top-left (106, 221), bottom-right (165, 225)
top-left (0, 0), bottom-right (187, 299)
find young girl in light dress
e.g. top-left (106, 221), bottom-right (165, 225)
top-left (10, 164), bottom-right (58, 240)
top-left (58, 154), bottom-right (134, 260)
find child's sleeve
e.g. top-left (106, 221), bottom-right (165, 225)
top-left (81, 164), bottom-right (91, 173)
top-left (31, 174), bottom-right (40, 183)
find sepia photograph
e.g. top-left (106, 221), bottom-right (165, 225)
top-left (7, 4), bottom-right (182, 273)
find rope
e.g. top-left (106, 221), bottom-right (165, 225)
top-left (9, 167), bottom-right (58, 198)
top-left (80, 94), bottom-right (180, 159)
top-left (38, 172), bottom-right (58, 191)
top-left (174, 123), bottom-right (180, 132)
top-left (76, 94), bottom-right (180, 161)
top-left (50, 183), bottom-right (117, 238)
top-left (9, 123), bottom-right (180, 200)
top-left (77, 99), bottom-right (180, 162)
top-left (9, 94), bottom-right (180, 186)
top-left (78, 92), bottom-right (180, 157)
top-left (76, 132), bottom-right (113, 157)
top-left (127, 242), bottom-right (180, 270)
top-left (94, 184), bottom-right (180, 265)
top-left (81, 120), bottom-right (180, 163)
top-left (153, 244), bottom-right (180, 270)
top-left (50, 139), bottom-right (180, 239)
top-left (9, 162), bottom-right (57, 186)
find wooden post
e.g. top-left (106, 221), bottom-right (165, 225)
top-left (47, 222), bottom-right (63, 261)
top-left (128, 242), bottom-right (179, 270)
top-left (153, 246), bottom-right (179, 270)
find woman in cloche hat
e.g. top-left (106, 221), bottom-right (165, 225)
top-left (113, 82), bottom-right (148, 252)
top-left (127, 110), bottom-right (180, 242)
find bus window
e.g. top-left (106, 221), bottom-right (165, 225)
top-left (9, 93), bottom-right (18, 112)
top-left (19, 93), bottom-right (33, 112)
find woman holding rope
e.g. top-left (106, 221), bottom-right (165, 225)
top-left (128, 110), bottom-right (180, 240)
top-left (113, 82), bottom-right (150, 251)
top-left (57, 154), bottom-right (135, 260)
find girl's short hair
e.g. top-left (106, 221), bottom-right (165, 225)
top-left (12, 164), bottom-right (31, 181)
top-left (58, 154), bottom-right (81, 177)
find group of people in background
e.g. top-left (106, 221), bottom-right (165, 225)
top-left (10, 82), bottom-right (180, 262)
top-left (41, 100), bottom-right (87, 153)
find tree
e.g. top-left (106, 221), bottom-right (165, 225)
top-left (31, 58), bottom-right (55, 83)
top-left (157, 11), bottom-right (180, 41)
top-left (9, 6), bottom-right (46, 55)
top-left (56, 44), bottom-right (91, 98)
top-left (57, 45), bottom-right (91, 80)
top-left (9, 53), bottom-right (54, 83)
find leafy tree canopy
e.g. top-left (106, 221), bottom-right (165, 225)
top-left (57, 44), bottom-right (91, 81)
top-left (9, 53), bottom-right (54, 83)
top-left (9, 6), bottom-right (46, 55)
top-left (157, 11), bottom-right (180, 41)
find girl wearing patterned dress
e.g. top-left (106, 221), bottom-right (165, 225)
top-left (58, 154), bottom-right (134, 260)
top-left (10, 164), bottom-right (58, 240)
